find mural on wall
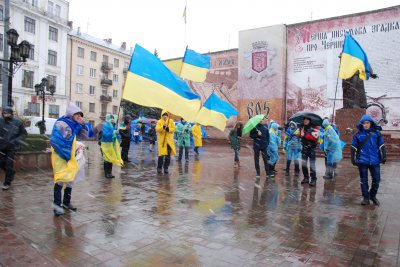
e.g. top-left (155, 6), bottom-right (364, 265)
top-left (238, 25), bottom-right (286, 126)
top-left (287, 7), bottom-right (400, 130)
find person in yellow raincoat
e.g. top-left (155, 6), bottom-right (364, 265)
top-left (50, 102), bottom-right (89, 216)
top-left (101, 114), bottom-right (123, 178)
top-left (156, 111), bottom-right (176, 174)
top-left (192, 122), bottom-right (203, 155)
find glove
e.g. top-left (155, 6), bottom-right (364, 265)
top-left (370, 73), bottom-right (378, 79)
top-left (163, 125), bottom-right (166, 130)
top-left (165, 127), bottom-right (169, 132)
top-left (350, 146), bottom-right (357, 166)
top-left (380, 145), bottom-right (387, 164)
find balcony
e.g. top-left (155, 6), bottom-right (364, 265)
top-left (100, 112), bottom-right (107, 120)
top-left (100, 95), bottom-right (112, 102)
top-left (123, 67), bottom-right (128, 75)
top-left (101, 78), bottom-right (113, 87)
top-left (101, 62), bottom-right (113, 72)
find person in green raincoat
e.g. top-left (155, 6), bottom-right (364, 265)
top-left (101, 114), bottom-right (123, 178)
top-left (176, 118), bottom-right (192, 162)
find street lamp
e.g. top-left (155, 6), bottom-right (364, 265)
top-left (35, 77), bottom-right (56, 134)
top-left (0, 29), bottom-right (31, 107)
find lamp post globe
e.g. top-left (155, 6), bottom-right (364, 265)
top-left (6, 29), bottom-right (19, 46)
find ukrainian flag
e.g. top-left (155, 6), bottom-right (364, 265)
top-left (123, 44), bottom-right (201, 121)
top-left (338, 33), bottom-right (370, 80)
top-left (196, 93), bottom-right (238, 131)
top-left (180, 48), bottom-right (211, 82)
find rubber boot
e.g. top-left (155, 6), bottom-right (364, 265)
top-left (63, 187), bottom-right (77, 211)
top-left (53, 183), bottom-right (65, 216)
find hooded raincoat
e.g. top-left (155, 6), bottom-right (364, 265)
top-left (176, 120), bottom-right (192, 147)
top-left (192, 123), bottom-right (203, 147)
top-left (156, 112), bottom-right (176, 156)
top-left (268, 123), bottom-right (280, 164)
top-left (101, 114), bottom-right (123, 166)
top-left (283, 121), bottom-right (302, 161)
top-left (322, 119), bottom-right (343, 164)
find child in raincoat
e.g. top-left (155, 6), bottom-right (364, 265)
top-left (50, 102), bottom-right (88, 216)
top-left (321, 119), bottom-right (343, 179)
top-left (351, 115), bottom-right (387, 206)
top-left (192, 122), bottom-right (203, 155)
top-left (283, 121), bottom-right (301, 176)
top-left (101, 114), bottom-right (123, 178)
top-left (176, 118), bottom-right (192, 162)
top-left (267, 122), bottom-right (280, 176)
top-left (148, 121), bottom-right (157, 152)
top-left (156, 111), bottom-right (176, 174)
top-left (229, 122), bottom-right (243, 168)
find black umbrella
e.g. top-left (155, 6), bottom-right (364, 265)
top-left (289, 111), bottom-right (323, 126)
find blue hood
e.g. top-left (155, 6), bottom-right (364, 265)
top-left (357, 115), bottom-right (378, 131)
top-left (322, 119), bottom-right (330, 128)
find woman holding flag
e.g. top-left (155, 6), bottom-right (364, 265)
top-left (50, 102), bottom-right (89, 216)
top-left (176, 118), bottom-right (192, 162)
top-left (156, 111), bottom-right (176, 174)
top-left (101, 114), bottom-right (123, 178)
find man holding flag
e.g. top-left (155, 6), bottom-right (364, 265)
top-left (156, 111), bottom-right (176, 174)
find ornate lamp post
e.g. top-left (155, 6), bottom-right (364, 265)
top-left (35, 78), bottom-right (56, 134)
top-left (0, 29), bottom-right (31, 107)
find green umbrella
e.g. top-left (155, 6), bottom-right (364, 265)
top-left (242, 114), bottom-right (267, 135)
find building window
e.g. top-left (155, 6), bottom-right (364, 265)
top-left (28, 102), bottom-right (40, 116)
top-left (0, 63), bottom-right (2, 82)
top-left (90, 51), bottom-right (97, 61)
top-left (102, 87), bottom-right (108, 96)
top-left (103, 55), bottom-right (108, 63)
top-left (75, 101), bottom-right (82, 109)
top-left (47, 75), bottom-right (57, 88)
top-left (89, 103), bottom-right (95, 113)
top-left (114, 58), bottom-right (119, 68)
top-left (113, 90), bottom-right (118, 98)
top-left (124, 62), bottom-right (129, 69)
top-left (55, 4), bottom-right (61, 17)
top-left (48, 50), bottom-right (57, 66)
top-left (49, 26), bottom-right (58, 41)
top-left (90, 68), bottom-right (96, 78)
top-left (0, 5), bottom-right (3, 21)
top-left (77, 47), bottom-right (84, 58)
top-left (22, 70), bottom-right (34, 88)
top-left (76, 83), bottom-right (83, 94)
top-left (48, 105), bottom-right (59, 118)
top-left (24, 17), bottom-right (36, 34)
top-left (29, 44), bottom-right (35, 60)
top-left (113, 74), bottom-right (118, 83)
top-left (0, 34), bottom-right (3, 51)
top-left (47, 1), bottom-right (54, 14)
top-left (89, 85), bottom-right (95, 95)
top-left (77, 65), bottom-right (84, 76)
top-left (112, 106), bottom-right (118, 115)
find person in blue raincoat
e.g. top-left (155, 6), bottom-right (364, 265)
top-left (351, 115), bottom-right (387, 206)
top-left (267, 122), bottom-right (280, 176)
top-left (101, 114), bottom-right (123, 178)
top-left (283, 121), bottom-right (301, 176)
top-left (133, 124), bottom-right (141, 144)
top-left (321, 119), bottom-right (343, 179)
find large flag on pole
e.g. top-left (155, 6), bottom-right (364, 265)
top-left (195, 93), bottom-right (238, 131)
top-left (122, 44), bottom-right (201, 121)
top-left (338, 33), bottom-right (371, 80)
top-left (180, 48), bottom-right (211, 82)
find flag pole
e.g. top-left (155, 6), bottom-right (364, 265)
top-left (331, 35), bottom-right (346, 123)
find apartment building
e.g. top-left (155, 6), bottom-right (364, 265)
top-left (67, 28), bottom-right (131, 127)
top-left (0, 0), bottom-right (70, 118)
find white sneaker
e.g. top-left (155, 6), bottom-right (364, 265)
top-left (2, 184), bottom-right (10, 190)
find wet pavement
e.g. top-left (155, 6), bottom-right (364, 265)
top-left (1, 141), bottom-right (400, 266)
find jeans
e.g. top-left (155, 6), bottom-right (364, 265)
top-left (179, 146), bottom-right (189, 161)
top-left (254, 147), bottom-right (269, 176)
top-left (301, 146), bottom-right (316, 180)
top-left (234, 149), bottom-right (239, 162)
top-left (286, 160), bottom-right (300, 173)
top-left (324, 156), bottom-right (337, 176)
top-left (358, 164), bottom-right (381, 200)
top-left (0, 149), bottom-right (16, 186)
top-left (158, 145), bottom-right (172, 170)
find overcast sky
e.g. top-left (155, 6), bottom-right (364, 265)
top-left (67, 0), bottom-right (399, 59)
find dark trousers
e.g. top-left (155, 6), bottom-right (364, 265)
top-left (179, 146), bottom-right (189, 161)
top-left (234, 149), bottom-right (239, 162)
top-left (358, 164), bottom-right (381, 200)
top-left (158, 145), bottom-right (172, 170)
top-left (194, 146), bottom-right (199, 154)
top-left (286, 160), bottom-right (300, 173)
top-left (254, 147), bottom-right (270, 176)
top-left (325, 157), bottom-right (337, 176)
top-left (0, 149), bottom-right (16, 186)
top-left (301, 146), bottom-right (316, 180)
top-left (54, 183), bottom-right (72, 207)
top-left (120, 138), bottom-right (131, 161)
top-left (104, 161), bottom-right (113, 176)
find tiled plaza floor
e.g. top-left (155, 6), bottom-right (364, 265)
top-left (0, 142), bottom-right (399, 266)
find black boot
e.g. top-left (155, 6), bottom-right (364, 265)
top-left (53, 183), bottom-right (65, 216)
top-left (309, 178), bottom-right (317, 187)
top-left (62, 187), bottom-right (77, 211)
top-left (301, 178), bottom-right (309, 184)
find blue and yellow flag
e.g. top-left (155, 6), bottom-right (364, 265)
top-left (338, 33), bottom-right (370, 80)
top-left (195, 93), bottom-right (238, 131)
top-left (180, 48), bottom-right (211, 82)
top-left (122, 44), bottom-right (201, 121)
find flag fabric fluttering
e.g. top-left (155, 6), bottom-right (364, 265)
top-left (182, 5), bottom-right (187, 24)
top-left (195, 93), bottom-right (238, 131)
top-left (338, 33), bottom-right (371, 80)
top-left (122, 44), bottom-right (201, 121)
top-left (180, 48), bottom-right (211, 82)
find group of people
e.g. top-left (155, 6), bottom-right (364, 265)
top-left (0, 103), bottom-right (388, 217)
